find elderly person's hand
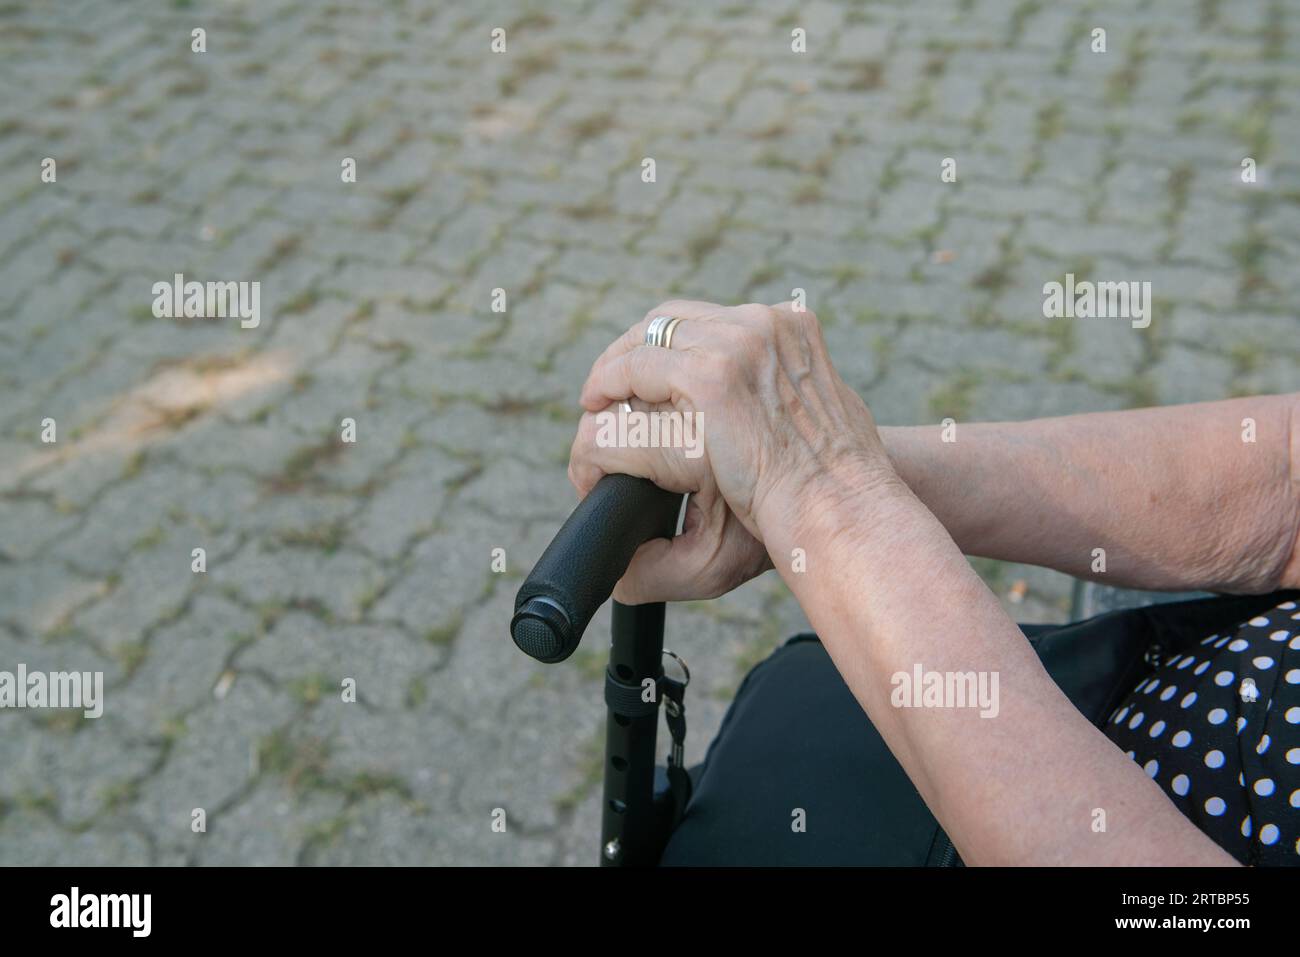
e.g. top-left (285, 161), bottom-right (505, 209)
top-left (568, 299), bottom-right (897, 604)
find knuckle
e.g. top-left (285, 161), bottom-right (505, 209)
top-left (566, 460), bottom-right (584, 492)
top-left (733, 302), bottom-right (772, 323)
top-left (576, 411), bottom-right (601, 446)
top-left (731, 304), bottom-right (778, 337)
top-left (628, 322), bottom-right (652, 348)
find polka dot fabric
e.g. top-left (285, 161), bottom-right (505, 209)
top-left (1104, 599), bottom-right (1300, 865)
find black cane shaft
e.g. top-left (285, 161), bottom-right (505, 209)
top-left (600, 599), bottom-right (665, 866)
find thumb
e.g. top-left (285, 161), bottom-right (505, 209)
top-left (613, 536), bottom-right (684, 605)
top-left (612, 495), bottom-right (739, 603)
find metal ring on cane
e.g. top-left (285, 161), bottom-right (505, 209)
top-left (662, 649), bottom-right (690, 687)
top-left (661, 649), bottom-right (689, 718)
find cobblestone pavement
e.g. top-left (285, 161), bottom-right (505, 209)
top-left (1, 0), bottom-right (1297, 865)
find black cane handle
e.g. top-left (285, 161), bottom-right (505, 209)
top-left (510, 475), bottom-right (681, 663)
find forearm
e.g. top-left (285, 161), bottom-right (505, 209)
top-left (879, 394), bottom-right (1300, 593)
top-left (758, 469), bottom-right (1237, 865)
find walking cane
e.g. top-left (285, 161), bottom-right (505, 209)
top-left (509, 474), bottom-right (686, 866)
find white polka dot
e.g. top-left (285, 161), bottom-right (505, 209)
top-left (1286, 669), bottom-right (1300, 685)
top-left (1160, 686), bottom-right (1177, 701)
top-left (1193, 661), bottom-right (1210, 675)
top-left (1149, 720), bottom-right (1166, 738)
top-left (1287, 748), bottom-right (1300, 765)
top-left (1172, 730), bottom-right (1192, 748)
top-left (1253, 656), bottom-right (1275, 670)
top-left (1214, 671), bottom-right (1234, 687)
top-left (1207, 708), bottom-right (1227, 725)
top-left (1269, 630), bottom-right (1290, 642)
top-left (1259, 823), bottom-right (1279, 845)
top-left (1200, 634), bottom-right (1218, 646)
top-left (1177, 657), bottom-right (1196, 670)
top-left (1205, 796), bottom-right (1226, 816)
top-left (1214, 636), bottom-right (1230, 648)
top-left (1241, 815), bottom-right (1252, 837)
top-left (1128, 711), bottom-right (1145, 729)
top-left (1279, 602), bottom-right (1297, 610)
top-left (1228, 639), bottom-right (1249, 652)
top-left (1237, 716), bottom-right (1248, 734)
top-left (1291, 636), bottom-right (1300, 651)
top-left (1125, 750), bottom-right (1136, 760)
top-left (1286, 707), bottom-right (1300, 724)
top-left (1205, 750), bottom-right (1225, 769)
top-left (1248, 617), bottom-right (1270, 627)
top-left (1254, 778), bottom-right (1275, 797)
top-left (1257, 735), bottom-right (1271, 754)
top-left (1171, 774), bottom-right (1190, 796)
top-left (1181, 692), bottom-right (1198, 709)
top-left (1144, 759), bottom-right (1159, 778)
top-left (1113, 706), bottom-right (1130, 724)
top-left (1291, 790), bottom-right (1300, 809)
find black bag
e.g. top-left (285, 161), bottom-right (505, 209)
top-left (659, 590), bottom-right (1299, 866)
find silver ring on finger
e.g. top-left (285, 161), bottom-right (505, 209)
top-left (645, 315), bottom-right (671, 346)
top-left (645, 314), bottom-right (685, 349)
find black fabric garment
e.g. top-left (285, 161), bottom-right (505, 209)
top-left (659, 590), bottom-right (1300, 866)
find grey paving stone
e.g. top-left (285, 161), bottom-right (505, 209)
top-left (0, 810), bottom-right (151, 866)
top-left (190, 782), bottom-right (348, 866)
top-left (0, 558), bottom-right (109, 637)
top-left (131, 676), bottom-right (298, 858)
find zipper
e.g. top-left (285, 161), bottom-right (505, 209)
top-left (937, 835), bottom-right (958, 867)
top-left (929, 829), bottom-right (958, 867)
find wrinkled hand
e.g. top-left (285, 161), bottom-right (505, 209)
top-left (568, 300), bottom-right (895, 604)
